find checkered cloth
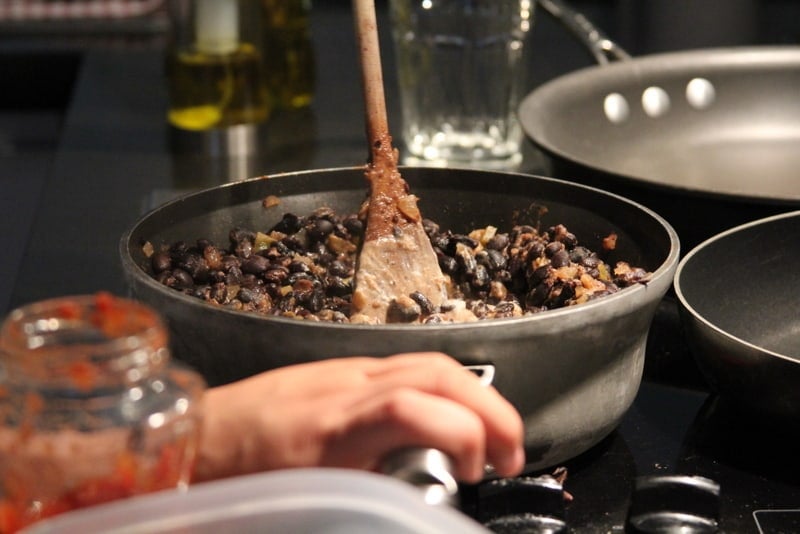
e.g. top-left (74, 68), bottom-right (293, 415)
top-left (0, 0), bottom-right (165, 20)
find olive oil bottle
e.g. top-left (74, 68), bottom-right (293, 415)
top-left (167, 0), bottom-right (271, 131)
top-left (261, 0), bottom-right (315, 109)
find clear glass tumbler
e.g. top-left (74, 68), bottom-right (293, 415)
top-left (389, 0), bottom-right (534, 170)
top-left (0, 293), bottom-right (206, 533)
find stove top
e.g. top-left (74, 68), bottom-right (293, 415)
top-left (458, 298), bottom-right (800, 533)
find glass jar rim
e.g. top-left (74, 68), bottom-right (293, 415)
top-left (0, 293), bottom-right (170, 380)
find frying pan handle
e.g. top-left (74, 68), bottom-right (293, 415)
top-left (537, 0), bottom-right (631, 64)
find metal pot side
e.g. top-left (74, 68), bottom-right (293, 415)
top-left (121, 167), bottom-right (680, 471)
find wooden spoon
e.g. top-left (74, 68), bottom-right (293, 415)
top-left (350, 0), bottom-right (449, 324)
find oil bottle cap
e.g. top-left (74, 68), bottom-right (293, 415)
top-left (195, 0), bottom-right (239, 54)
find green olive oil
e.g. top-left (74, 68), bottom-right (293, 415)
top-left (167, 42), bottom-right (270, 131)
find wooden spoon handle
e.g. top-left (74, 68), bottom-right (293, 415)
top-left (352, 0), bottom-right (391, 157)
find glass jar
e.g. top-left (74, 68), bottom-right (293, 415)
top-left (166, 0), bottom-right (272, 130)
top-left (0, 293), bottom-right (206, 533)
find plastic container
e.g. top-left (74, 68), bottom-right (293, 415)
top-left (21, 468), bottom-right (491, 533)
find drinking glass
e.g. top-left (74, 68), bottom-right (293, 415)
top-left (389, 0), bottom-right (534, 169)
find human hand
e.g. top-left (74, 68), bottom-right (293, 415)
top-left (193, 352), bottom-right (525, 484)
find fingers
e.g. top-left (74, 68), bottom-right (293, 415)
top-left (197, 352), bottom-right (526, 484)
top-left (362, 353), bottom-right (526, 477)
top-left (314, 352), bottom-right (525, 480)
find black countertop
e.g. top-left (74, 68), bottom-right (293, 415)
top-left (1, 1), bottom-right (798, 532)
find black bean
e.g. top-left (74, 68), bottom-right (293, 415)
top-left (526, 241), bottom-right (545, 260)
top-left (486, 233), bottom-right (510, 251)
top-left (272, 213), bottom-right (303, 235)
top-left (171, 268), bottom-right (194, 290)
top-left (526, 281), bottom-right (552, 308)
top-left (561, 232), bottom-right (578, 249)
top-left (263, 266), bottom-right (289, 285)
top-left (470, 264), bottom-right (491, 290)
top-left (229, 228), bottom-right (254, 246)
top-left (455, 243), bottom-right (477, 273)
top-left (386, 296), bottom-right (421, 323)
top-left (527, 264), bottom-right (551, 287)
top-left (178, 253), bottom-right (209, 281)
top-left (480, 249), bottom-right (507, 271)
top-left (325, 276), bottom-right (351, 297)
top-left (438, 253), bottom-right (459, 275)
top-left (306, 218), bottom-right (335, 243)
top-left (242, 255), bottom-right (270, 275)
top-left (151, 251), bottom-right (172, 273)
top-left (225, 266), bottom-right (244, 285)
top-left (299, 288), bottom-right (325, 313)
top-left (169, 241), bottom-right (189, 259)
top-left (328, 260), bottom-right (351, 278)
top-left (288, 260), bottom-right (311, 274)
top-left (409, 291), bottom-right (435, 315)
top-left (544, 241), bottom-right (564, 258)
top-left (551, 283), bottom-right (576, 307)
top-left (550, 249), bottom-right (570, 269)
top-left (569, 246), bottom-right (591, 264)
top-left (422, 218), bottom-right (440, 236)
top-left (343, 214), bottom-right (364, 236)
top-left (581, 254), bottom-right (601, 269)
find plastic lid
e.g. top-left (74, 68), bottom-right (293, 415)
top-left (22, 468), bottom-right (491, 534)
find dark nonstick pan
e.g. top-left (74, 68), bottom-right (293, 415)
top-left (520, 0), bottom-right (800, 252)
top-left (121, 166), bottom-right (679, 471)
top-left (674, 211), bottom-right (800, 419)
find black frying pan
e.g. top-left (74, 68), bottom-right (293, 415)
top-left (674, 211), bottom-right (800, 419)
top-left (120, 166), bottom-right (679, 471)
top-left (520, 0), bottom-right (800, 251)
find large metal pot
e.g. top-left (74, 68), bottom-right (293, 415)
top-left (120, 166), bottom-right (679, 471)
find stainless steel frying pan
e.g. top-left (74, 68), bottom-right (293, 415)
top-left (521, 0), bottom-right (800, 251)
top-left (674, 211), bottom-right (800, 419)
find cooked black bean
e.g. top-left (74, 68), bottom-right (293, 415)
top-left (482, 249), bottom-right (508, 271)
top-left (171, 268), bottom-right (194, 290)
top-left (151, 251), bottom-right (172, 273)
top-left (146, 206), bottom-right (649, 323)
top-left (242, 255), bottom-right (270, 275)
top-left (528, 241), bottom-right (545, 260)
top-left (343, 214), bottom-right (364, 236)
top-left (550, 249), bottom-right (571, 269)
top-left (263, 266), bottom-right (289, 285)
top-left (470, 264), bottom-right (491, 290)
top-left (272, 213), bottom-right (303, 234)
top-left (328, 260), bottom-right (351, 278)
top-left (306, 218), bottom-right (335, 242)
top-left (485, 233), bottom-right (510, 251)
top-left (544, 241), bottom-right (564, 258)
top-left (438, 253), bottom-right (459, 275)
top-left (325, 276), bottom-right (351, 297)
top-left (386, 296), bottom-right (421, 323)
top-left (409, 291), bottom-right (435, 315)
top-left (527, 264), bottom-right (551, 287)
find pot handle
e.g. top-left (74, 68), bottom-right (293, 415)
top-left (537, 0), bottom-right (631, 64)
top-left (379, 364), bottom-right (497, 507)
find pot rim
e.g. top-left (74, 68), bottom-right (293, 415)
top-left (120, 166), bottom-right (681, 332)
